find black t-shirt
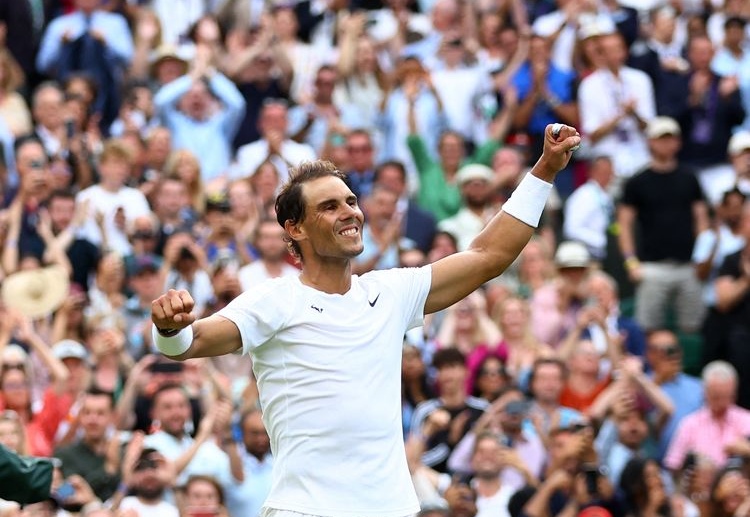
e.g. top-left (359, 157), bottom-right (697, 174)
top-left (620, 166), bottom-right (705, 262)
top-left (718, 250), bottom-right (750, 328)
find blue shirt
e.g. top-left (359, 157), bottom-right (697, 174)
top-left (36, 10), bottom-right (133, 73)
top-left (655, 372), bottom-right (704, 461)
top-left (512, 62), bottom-right (575, 134)
top-left (226, 449), bottom-right (273, 517)
top-left (154, 74), bottom-right (246, 181)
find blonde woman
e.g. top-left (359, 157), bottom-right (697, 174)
top-left (164, 149), bottom-right (205, 215)
top-left (0, 49), bottom-right (31, 137)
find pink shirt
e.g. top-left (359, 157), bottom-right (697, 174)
top-left (664, 405), bottom-right (750, 470)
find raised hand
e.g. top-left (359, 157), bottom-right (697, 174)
top-left (151, 289), bottom-right (196, 333)
top-left (542, 123), bottom-right (581, 174)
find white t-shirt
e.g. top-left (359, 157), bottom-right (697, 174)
top-left (119, 497), bottom-right (179, 517)
top-left (238, 261), bottom-right (300, 291)
top-left (75, 184), bottom-right (151, 255)
top-left (217, 266), bottom-right (433, 517)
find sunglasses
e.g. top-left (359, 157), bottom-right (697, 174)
top-left (2, 363), bottom-right (25, 371)
top-left (131, 230), bottom-right (156, 240)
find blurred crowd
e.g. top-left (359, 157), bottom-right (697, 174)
top-left (0, 0), bottom-right (750, 517)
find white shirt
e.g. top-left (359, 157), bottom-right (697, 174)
top-left (234, 139), bottom-right (317, 184)
top-left (563, 180), bottom-right (614, 260)
top-left (578, 67), bottom-right (656, 178)
top-left (217, 267), bottom-right (432, 517)
top-left (75, 185), bottom-right (151, 255)
top-left (438, 208), bottom-right (488, 251)
top-left (143, 431), bottom-right (232, 487)
top-left (119, 497), bottom-right (179, 517)
top-left (475, 483), bottom-right (516, 517)
top-left (430, 66), bottom-right (488, 141)
top-left (238, 261), bottom-right (299, 291)
top-left (691, 225), bottom-right (746, 306)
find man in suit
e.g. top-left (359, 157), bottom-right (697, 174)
top-left (373, 159), bottom-right (436, 254)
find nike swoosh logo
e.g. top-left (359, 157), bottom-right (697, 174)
top-left (368, 293), bottom-right (380, 307)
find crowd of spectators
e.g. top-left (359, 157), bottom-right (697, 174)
top-left (0, 0), bottom-right (750, 516)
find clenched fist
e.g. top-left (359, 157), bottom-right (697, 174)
top-left (151, 289), bottom-right (196, 333)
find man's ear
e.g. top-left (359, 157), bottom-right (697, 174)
top-left (284, 219), bottom-right (305, 244)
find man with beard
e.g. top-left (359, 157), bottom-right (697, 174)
top-left (438, 164), bottom-right (497, 251)
top-left (54, 389), bottom-right (120, 502)
top-left (143, 383), bottom-right (234, 488)
top-left (120, 448), bottom-right (178, 517)
top-left (238, 219), bottom-right (299, 291)
top-left (226, 408), bottom-right (273, 517)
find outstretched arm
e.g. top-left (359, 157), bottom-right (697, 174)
top-left (151, 289), bottom-right (242, 360)
top-left (425, 124), bottom-right (580, 314)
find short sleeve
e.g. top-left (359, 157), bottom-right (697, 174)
top-left (620, 175), bottom-right (639, 206)
top-left (216, 278), bottom-right (293, 355)
top-left (691, 230), bottom-right (717, 263)
top-left (365, 265), bottom-right (432, 331)
top-left (688, 173), bottom-right (707, 203)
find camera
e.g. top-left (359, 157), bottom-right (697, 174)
top-left (581, 463), bottom-right (606, 495)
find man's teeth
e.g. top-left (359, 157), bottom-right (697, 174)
top-left (341, 228), bottom-right (358, 236)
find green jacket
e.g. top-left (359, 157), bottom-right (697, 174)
top-left (407, 135), bottom-right (500, 222)
top-left (0, 444), bottom-right (54, 504)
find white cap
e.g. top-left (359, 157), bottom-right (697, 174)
top-left (728, 131), bottom-right (750, 156)
top-left (455, 164), bottom-right (494, 186)
top-left (645, 117), bottom-right (681, 139)
top-left (554, 241), bottom-right (591, 269)
top-left (52, 340), bottom-right (89, 361)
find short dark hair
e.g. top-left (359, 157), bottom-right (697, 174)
top-left (432, 348), bottom-right (466, 370)
top-left (529, 358), bottom-right (567, 388)
top-left (374, 160), bottom-right (407, 184)
top-left (47, 188), bottom-right (76, 205)
top-left (152, 381), bottom-right (188, 406)
top-left (275, 160), bottom-right (347, 261)
top-left (84, 387), bottom-right (115, 408)
top-left (721, 186), bottom-right (747, 205)
top-left (13, 134), bottom-right (44, 155)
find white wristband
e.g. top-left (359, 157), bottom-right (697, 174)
top-left (152, 325), bottom-right (193, 357)
top-left (501, 173), bottom-right (553, 228)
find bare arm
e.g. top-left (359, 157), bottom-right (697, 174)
top-left (425, 124), bottom-right (580, 313)
top-left (151, 290), bottom-right (243, 360)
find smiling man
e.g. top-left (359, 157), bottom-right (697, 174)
top-left (150, 124), bottom-right (581, 517)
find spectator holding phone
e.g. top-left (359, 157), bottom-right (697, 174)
top-left (54, 389), bottom-right (121, 502)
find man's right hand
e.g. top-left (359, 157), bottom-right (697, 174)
top-left (152, 289), bottom-right (196, 333)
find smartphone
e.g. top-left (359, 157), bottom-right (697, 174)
top-left (65, 119), bottom-right (75, 139)
top-left (53, 481), bottom-right (75, 503)
top-left (150, 361), bottom-right (184, 374)
top-left (582, 464), bottom-right (600, 495)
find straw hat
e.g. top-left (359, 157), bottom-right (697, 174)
top-left (1, 265), bottom-right (70, 318)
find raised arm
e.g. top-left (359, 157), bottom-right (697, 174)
top-left (425, 124), bottom-right (580, 313)
top-left (151, 289), bottom-right (242, 360)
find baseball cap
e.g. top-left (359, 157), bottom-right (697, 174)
top-left (456, 164), bottom-right (494, 186)
top-left (728, 131), bottom-right (750, 156)
top-left (645, 117), bottom-right (681, 139)
top-left (126, 254), bottom-right (162, 277)
top-left (52, 340), bottom-right (89, 361)
top-left (554, 241), bottom-right (591, 269)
